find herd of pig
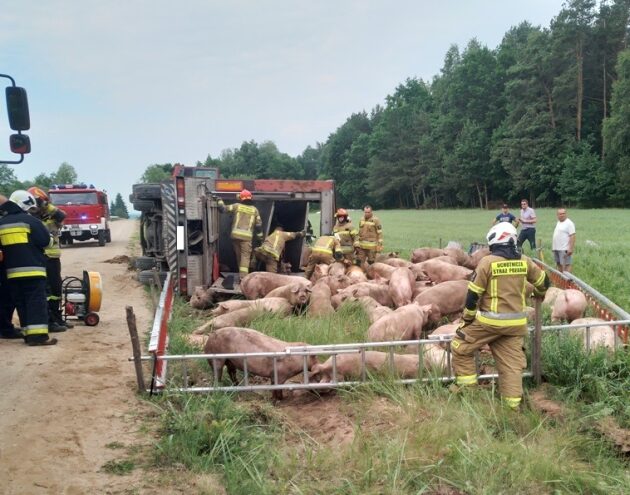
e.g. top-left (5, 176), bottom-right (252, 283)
top-left (188, 246), bottom-right (619, 398)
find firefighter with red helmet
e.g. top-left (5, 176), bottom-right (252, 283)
top-left (451, 222), bottom-right (549, 409)
top-left (0, 191), bottom-right (58, 346)
top-left (355, 205), bottom-right (383, 266)
top-left (333, 208), bottom-right (357, 264)
top-left (215, 189), bottom-right (263, 278)
top-left (28, 186), bottom-right (69, 332)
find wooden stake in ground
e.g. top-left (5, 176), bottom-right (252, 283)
top-left (126, 305), bottom-right (146, 392)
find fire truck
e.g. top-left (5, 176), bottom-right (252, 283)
top-left (48, 184), bottom-right (112, 246)
top-left (129, 165), bottom-right (335, 296)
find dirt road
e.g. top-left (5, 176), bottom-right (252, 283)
top-left (0, 219), bottom-right (153, 494)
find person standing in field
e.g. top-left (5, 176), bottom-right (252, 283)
top-left (451, 222), bottom-right (549, 410)
top-left (492, 204), bottom-right (517, 226)
top-left (333, 208), bottom-right (357, 264)
top-left (516, 199), bottom-right (537, 252)
top-left (355, 205), bottom-right (383, 266)
top-left (552, 208), bottom-right (576, 273)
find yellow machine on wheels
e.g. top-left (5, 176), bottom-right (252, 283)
top-left (62, 271), bottom-right (103, 326)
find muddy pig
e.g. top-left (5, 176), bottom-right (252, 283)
top-left (265, 283), bottom-right (312, 306)
top-left (367, 303), bottom-right (433, 342)
top-left (205, 327), bottom-right (317, 399)
top-left (388, 267), bottom-right (416, 308)
top-left (240, 272), bottom-right (311, 299)
top-left (551, 289), bottom-right (587, 322)
top-left (190, 286), bottom-right (213, 310)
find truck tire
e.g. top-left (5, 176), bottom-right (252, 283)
top-left (134, 256), bottom-right (156, 270)
top-left (131, 199), bottom-right (157, 213)
top-left (131, 183), bottom-right (161, 200)
top-left (105, 229), bottom-right (112, 243)
top-left (138, 270), bottom-right (167, 286)
top-left (98, 230), bottom-right (106, 246)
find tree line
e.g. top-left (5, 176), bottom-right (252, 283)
top-left (188, 0), bottom-right (629, 209)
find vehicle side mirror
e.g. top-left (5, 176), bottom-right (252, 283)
top-left (6, 86), bottom-right (30, 131)
top-left (10, 134), bottom-right (31, 154)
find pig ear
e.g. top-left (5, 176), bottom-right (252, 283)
top-left (306, 286), bottom-right (313, 292)
top-left (291, 286), bottom-right (299, 293)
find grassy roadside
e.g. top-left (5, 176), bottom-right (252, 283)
top-left (146, 300), bottom-right (630, 494)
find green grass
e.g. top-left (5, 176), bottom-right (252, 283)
top-left (146, 208), bottom-right (630, 494)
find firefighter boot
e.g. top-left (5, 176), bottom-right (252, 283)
top-left (25, 334), bottom-right (58, 346)
top-left (48, 300), bottom-right (68, 332)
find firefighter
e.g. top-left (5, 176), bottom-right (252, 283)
top-left (451, 222), bottom-right (549, 409)
top-left (0, 191), bottom-right (58, 346)
top-left (28, 186), bottom-right (70, 331)
top-left (0, 246), bottom-right (22, 339)
top-left (215, 189), bottom-right (263, 278)
top-left (304, 235), bottom-right (343, 279)
top-left (333, 208), bottom-right (357, 264)
top-left (355, 205), bottom-right (383, 266)
top-left (254, 225), bottom-right (305, 273)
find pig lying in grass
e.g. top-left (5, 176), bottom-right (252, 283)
top-left (196, 298), bottom-right (291, 334)
top-left (205, 327), bottom-right (317, 399)
top-left (308, 351), bottom-right (421, 382)
top-left (332, 282), bottom-right (393, 308)
top-left (265, 283), bottom-right (312, 306)
top-left (570, 318), bottom-right (618, 350)
top-left (410, 247), bottom-right (445, 263)
top-left (366, 262), bottom-right (396, 281)
top-left (240, 272), bottom-right (311, 299)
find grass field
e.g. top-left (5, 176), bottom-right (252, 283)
top-left (142, 208), bottom-right (630, 494)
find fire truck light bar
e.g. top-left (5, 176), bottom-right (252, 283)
top-left (50, 183), bottom-right (95, 190)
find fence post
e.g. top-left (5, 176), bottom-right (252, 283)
top-left (532, 298), bottom-right (542, 386)
top-left (126, 305), bottom-right (146, 392)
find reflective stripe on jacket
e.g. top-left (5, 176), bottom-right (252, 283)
top-left (260, 230), bottom-right (298, 261)
top-left (333, 221), bottom-right (357, 253)
top-left (40, 204), bottom-right (65, 258)
top-left (468, 255), bottom-right (546, 327)
top-left (221, 202), bottom-right (262, 241)
top-left (312, 236), bottom-right (339, 256)
top-left (358, 216), bottom-right (382, 250)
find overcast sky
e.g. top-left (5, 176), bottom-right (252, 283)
top-left (1, 0), bottom-right (565, 202)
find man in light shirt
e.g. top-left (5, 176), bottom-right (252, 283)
top-left (552, 208), bottom-right (576, 273)
top-left (516, 199), bottom-right (537, 252)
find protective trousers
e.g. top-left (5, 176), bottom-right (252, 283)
top-left (9, 278), bottom-right (50, 344)
top-left (0, 269), bottom-right (17, 334)
top-left (355, 248), bottom-right (376, 266)
top-left (451, 320), bottom-right (527, 401)
top-left (232, 239), bottom-right (253, 276)
top-left (46, 257), bottom-right (63, 325)
top-left (254, 250), bottom-right (279, 273)
top-left (304, 252), bottom-right (334, 279)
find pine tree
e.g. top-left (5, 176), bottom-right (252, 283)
top-left (112, 193), bottom-right (129, 219)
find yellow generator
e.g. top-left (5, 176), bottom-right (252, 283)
top-left (62, 271), bottom-right (103, 326)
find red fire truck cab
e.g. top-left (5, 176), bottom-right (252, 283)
top-left (48, 184), bottom-right (112, 246)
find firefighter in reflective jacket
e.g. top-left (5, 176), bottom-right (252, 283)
top-left (304, 235), bottom-right (343, 279)
top-left (451, 222), bottom-right (549, 409)
top-left (0, 191), bottom-right (58, 346)
top-left (355, 205), bottom-right (383, 266)
top-left (333, 208), bottom-right (357, 264)
top-left (216, 189), bottom-right (263, 277)
top-left (28, 186), bottom-right (69, 332)
top-left (254, 225), bottom-right (305, 273)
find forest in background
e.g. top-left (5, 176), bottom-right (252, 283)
top-left (191, 0), bottom-right (630, 209)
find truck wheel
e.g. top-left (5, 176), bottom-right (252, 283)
top-left (131, 183), bottom-right (161, 200)
top-left (105, 229), bottom-right (112, 243)
top-left (98, 231), bottom-right (106, 246)
top-left (134, 256), bottom-right (156, 270)
top-left (131, 199), bottom-right (157, 213)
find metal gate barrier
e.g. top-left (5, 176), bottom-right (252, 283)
top-left (132, 265), bottom-right (629, 395)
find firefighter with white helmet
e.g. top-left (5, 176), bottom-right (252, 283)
top-left (450, 222), bottom-right (549, 409)
top-left (333, 208), bottom-right (357, 264)
top-left (215, 189), bottom-right (263, 278)
top-left (28, 186), bottom-right (70, 332)
top-left (0, 191), bottom-right (59, 346)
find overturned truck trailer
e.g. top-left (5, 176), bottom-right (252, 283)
top-left (130, 166), bottom-right (335, 297)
